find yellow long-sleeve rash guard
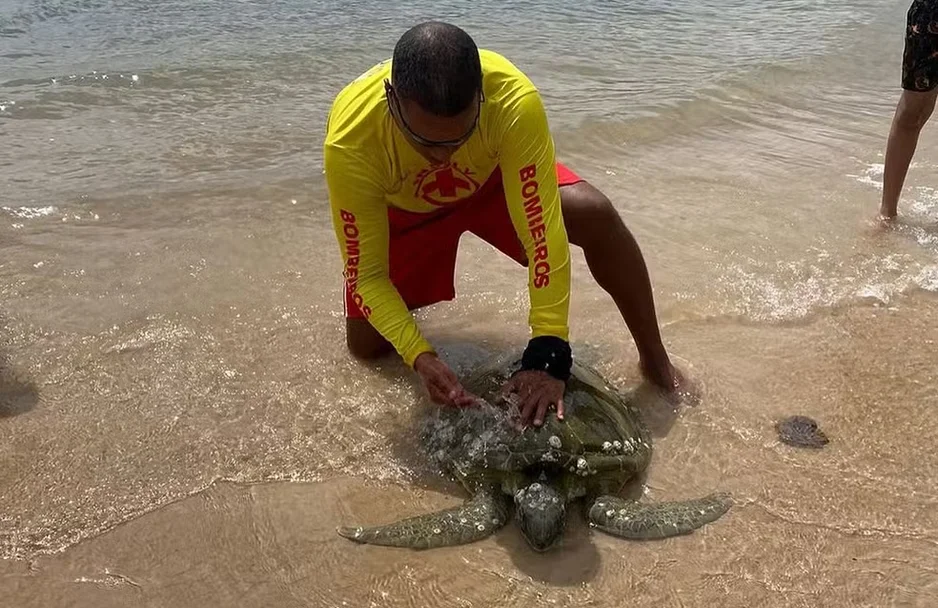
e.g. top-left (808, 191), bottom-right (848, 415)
top-left (324, 49), bottom-right (571, 368)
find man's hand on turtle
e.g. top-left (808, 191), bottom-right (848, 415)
top-left (414, 352), bottom-right (478, 407)
top-left (500, 370), bottom-right (565, 430)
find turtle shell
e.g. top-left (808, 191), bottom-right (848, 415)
top-left (420, 351), bottom-right (652, 482)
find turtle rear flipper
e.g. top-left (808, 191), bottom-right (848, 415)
top-left (587, 492), bottom-right (732, 540)
top-left (338, 487), bottom-right (510, 549)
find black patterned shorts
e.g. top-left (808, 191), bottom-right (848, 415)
top-left (903, 0), bottom-right (938, 91)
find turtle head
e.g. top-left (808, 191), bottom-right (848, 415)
top-left (514, 481), bottom-right (565, 552)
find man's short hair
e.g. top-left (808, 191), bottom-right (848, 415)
top-left (391, 21), bottom-right (483, 117)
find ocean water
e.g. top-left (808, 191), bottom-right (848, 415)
top-left (2, 1), bottom-right (937, 606)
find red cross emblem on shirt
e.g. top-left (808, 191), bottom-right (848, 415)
top-left (415, 163), bottom-right (479, 206)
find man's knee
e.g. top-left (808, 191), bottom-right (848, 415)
top-left (560, 181), bottom-right (621, 246)
top-left (345, 318), bottom-right (393, 360)
top-left (896, 90), bottom-right (938, 130)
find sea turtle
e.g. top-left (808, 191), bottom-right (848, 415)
top-left (337, 350), bottom-right (732, 552)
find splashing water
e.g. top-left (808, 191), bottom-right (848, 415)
top-left (420, 397), bottom-right (520, 471)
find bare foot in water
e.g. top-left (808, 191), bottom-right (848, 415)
top-left (639, 357), bottom-right (702, 408)
top-left (867, 211), bottom-right (900, 236)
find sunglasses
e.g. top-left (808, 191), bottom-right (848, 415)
top-left (384, 79), bottom-right (484, 148)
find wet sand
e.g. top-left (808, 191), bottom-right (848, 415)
top-left (3, 292), bottom-right (936, 607)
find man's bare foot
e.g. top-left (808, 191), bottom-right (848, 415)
top-left (631, 360), bottom-right (702, 436)
top-left (878, 203), bottom-right (898, 223)
top-left (639, 358), bottom-right (701, 408)
top-left (864, 212), bottom-right (899, 238)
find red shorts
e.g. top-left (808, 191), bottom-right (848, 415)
top-left (344, 162), bottom-right (583, 318)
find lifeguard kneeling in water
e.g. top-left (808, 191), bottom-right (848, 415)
top-left (325, 21), bottom-right (687, 427)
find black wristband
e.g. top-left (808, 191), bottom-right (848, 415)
top-left (520, 336), bottom-right (572, 382)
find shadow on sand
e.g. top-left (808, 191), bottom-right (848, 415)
top-left (0, 314), bottom-right (39, 418)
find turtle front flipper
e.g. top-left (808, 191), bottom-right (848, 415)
top-left (337, 486), bottom-right (510, 549)
top-left (587, 492), bottom-right (732, 540)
